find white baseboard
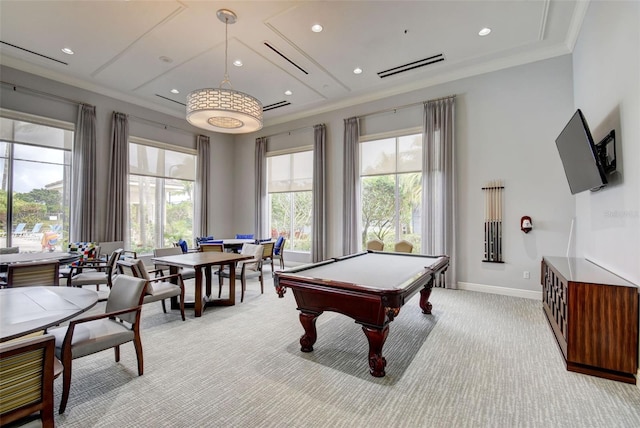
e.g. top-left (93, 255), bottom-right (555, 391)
top-left (457, 282), bottom-right (542, 300)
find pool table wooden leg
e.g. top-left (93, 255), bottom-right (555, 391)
top-left (299, 311), bottom-right (321, 352)
top-left (362, 325), bottom-right (389, 377)
top-left (419, 287), bottom-right (433, 314)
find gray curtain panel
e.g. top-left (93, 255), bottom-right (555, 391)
top-left (255, 137), bottom-right (268, 239)
top-left (342, 117), bottom-right (360, 255)
top-left (104, 112), bottom-right (129, 242)
top-left (421, 96), bottom-right (457, 289)
top-left (195, 135), bottom-right (210, 239)
top-left (70, 104), bottom-right (97, 242)
top-left (312, 124), bottom-right (326, 262)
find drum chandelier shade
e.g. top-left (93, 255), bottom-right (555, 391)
top-left (186, 9), bottom-right (263, 134)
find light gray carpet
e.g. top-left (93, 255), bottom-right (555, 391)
top-left (54, 276), bottom-right (640, 428)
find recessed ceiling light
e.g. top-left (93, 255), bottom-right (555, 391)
top-left (353, 67), bottom-right (363, 75)
top-left (311, 24), bottom-right (323, 33)
top-left (233, 60), bottom-right (243, 67)
top-left (61, 47), bottom-right (74, 55)
top-left (170, 89), bottom-right (179, 94)
top-left (284, 90), bottom-right (292, 96)
top-left (478, 27), bottom-right (491, 36)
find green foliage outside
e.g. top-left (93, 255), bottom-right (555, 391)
top-left (0, 188), bottom-right (63, 235)
top-left (270, 191), bottom-right (312, 252)
top-left (361, 173), bottom-right (421, 253)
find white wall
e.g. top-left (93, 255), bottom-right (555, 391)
top-left (572, 0), bottom-right (640, 285)
top-left (0, 65), bottom-right (236, 245)
top-left (234, 54), bottom-right (576, 293)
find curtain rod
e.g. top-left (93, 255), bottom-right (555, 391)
top-left (359, 94), bottom-right (456, 119)
top-left (261, 124), bottom-right (315, 139)
top-left (127, 114), bottom-right (194, 135)
top-left (1, 80), bottom-right (195, 135)
top-left (1, 80), bottom-right (85, 106)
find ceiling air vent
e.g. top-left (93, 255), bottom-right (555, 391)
top-left (155, 94), bottom-right (186, 106)
top-left (377, 53), bottom-right (445, 78)
top-left (263, 101), bottom-right (291, 112)
top-left (264, 42), bottom-right (308, 75)
top-left (0, 41), bottom-right (68, 65)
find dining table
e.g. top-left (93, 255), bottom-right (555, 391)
top-left (0, 286), bottom-right (99, 343)
top-left (199, 238), bottom-right (256, 253)
top-left (0, 251), bottom-right (80, 266)
top-left (151, 251), bottom-right (253, 317)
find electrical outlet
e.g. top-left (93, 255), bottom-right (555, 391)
top-left (523, 271), bottom-right (530, 279)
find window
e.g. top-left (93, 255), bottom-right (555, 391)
top-left (360, 133), bottom-right (422, 252)
top-left (267, 150), bottom-right (313, 252)
top-left (128, 139), bottom-right (196, 254)
top-left (0, 114), bottom-right (72, 251)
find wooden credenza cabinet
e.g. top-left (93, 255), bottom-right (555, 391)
top-left (541, 256), bottom-right (639, 384)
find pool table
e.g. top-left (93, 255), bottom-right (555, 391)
top-left (274, 251), bottom-right (449, 377)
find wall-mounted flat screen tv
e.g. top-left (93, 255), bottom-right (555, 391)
top-left (555, 109), bottom-right (608, 195)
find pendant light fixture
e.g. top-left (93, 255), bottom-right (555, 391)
top-left (186, 9), bottom-right (263, 134)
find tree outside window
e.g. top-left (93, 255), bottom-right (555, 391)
top-left (128, 141), bottom-right (195, 254)
top-left (267, 150), bottom-right (313, 252)
top-left (360, 134), bottom-right (422, 252)
top-left (0, 116), bottom-right (72, 251)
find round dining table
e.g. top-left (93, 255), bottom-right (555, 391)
top-left (0, 251), bottom-right (80, 266)
top-left (0, 286), bottom-right (99, 342)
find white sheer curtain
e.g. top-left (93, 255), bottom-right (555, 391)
top-left (104, 112), bottom-right (129, 242)
top-left (195, 135), bottom-right (210, 238)
top-left (342, 117), bottom-right (360, 255)
top-left (421, 96), bottom-right (456, 288)
top-left (312, 124), bottom-right (326, 262)
top-left (255, 137), bottom-right (268, 239)
top-left (70, 104), bottom-right (97, 242)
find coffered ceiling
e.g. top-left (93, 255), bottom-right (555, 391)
top-left (0, 1), bottom-right (585, 127)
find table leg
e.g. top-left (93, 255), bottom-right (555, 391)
top-left (362, 324), bottom-right (389, 377)
top-left (205, 266), bottom-right (212, 297)
top-left (194, 267), bottom-right (203, 317)
top-left (419, 287), bottom-right (433, 314)
top-left (299, 311), bottom-right (321, 352)
top-left (170, 266), bottom-right (180, 310)
top-left (227, 262), bottom-right (236, 305)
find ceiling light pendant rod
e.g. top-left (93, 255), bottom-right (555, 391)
top-left (220, 14), bottom-right (232, 89)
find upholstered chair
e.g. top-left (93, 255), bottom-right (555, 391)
top-left (49, 275), bottom-right (147, 414)
top-left (153, 247), bottom-right (195, 280)
top-left (0, 334), bottom-right (56, 427)
top-left (366, 239), bottom-right (384, 251)
top-left (272, 237), bottom-right (286, 270)
top-left (67, 249), bottom-right (123, 299)
top-left (116, 258), bottom-right (185, 321)
top-left (7, 260), bottom-right (60, 287)
top-left (218, 243), bottom-right (264, 302)
top-left (259, 240), bottom-right (276, 274)
top-left (200, 243), bottom-right (224, 252)
top-left (394, 240), bottom-right (414, 253)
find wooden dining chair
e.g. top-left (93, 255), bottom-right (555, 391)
top-left (394, 240), bottom-right (414, 253)
top-left (153, 247), bottom-right (195, 280)
top-left (49, 275), bottom-right (147, 414)
top-left (366, 239), bottom-right (384, 251)
top-left (0, 334), bottom-right (56, 427)
top-left (116, 258), bottom-right (186, 321)
top-left (6, 260), bottom-right (60, 287)
top-left (200, 243), bottom-right (224, 252)
top-left (67, 249), bottom-right (123, 300)
top-left (272, 237), bottom-right (286, 270)
top-left (259, 240), bottom-right (276, 273)
top-left (217, 243), bottom-right (264, 302)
